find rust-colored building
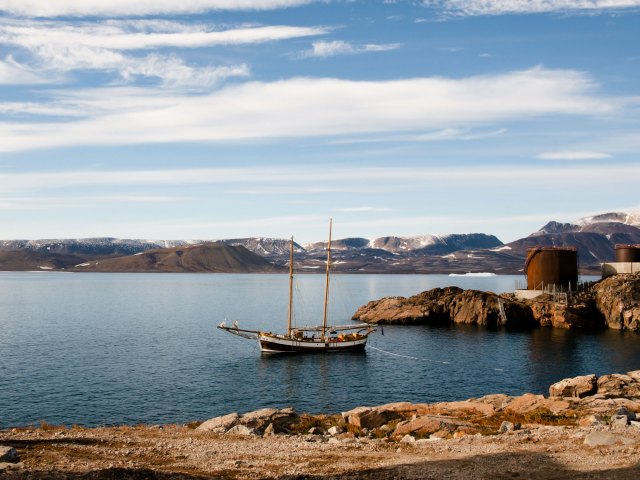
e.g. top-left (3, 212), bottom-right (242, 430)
top-left (615, 244), bottom-right (640, 263)
top-left (525, 246), bottom-right (578, 290)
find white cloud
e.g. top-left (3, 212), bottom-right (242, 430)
top-left (536, 150), bottom-right (612, 160)
top-left (0, 0), bottom-right (316, 17)
top-left (426, 0), bottom-right (640, 16)
top-left (0, 55), bottom-right (47, 84)
top-left (0, 67), bottom-right (618, 151)
top-left (0, 21), bottom-right (328, 51)
top-left (302, 40), bottom-right (401, 58)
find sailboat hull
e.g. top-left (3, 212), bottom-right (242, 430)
top-left (259, 334), bottom-right (368, 353)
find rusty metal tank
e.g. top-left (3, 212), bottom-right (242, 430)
top-left (615, 244), bottom-right (640, 262)
top-left (525, 247), bottom-right (578, 290)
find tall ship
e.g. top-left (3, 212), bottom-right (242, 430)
top-left (218, 220), bottom-right (376, 353)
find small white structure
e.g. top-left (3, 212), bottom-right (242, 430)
top-left (514, 289), bottom-right (544, 300)
top-left (601, 262), bottom-right (640, 278)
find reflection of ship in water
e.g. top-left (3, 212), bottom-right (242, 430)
top-left (256, 351), bottom-right (371, 411)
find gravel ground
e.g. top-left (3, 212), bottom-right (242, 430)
top-left (1, 422), bottom-right (639, 479)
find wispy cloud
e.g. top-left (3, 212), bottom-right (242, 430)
top-left (0, 0), bottom-right (316, 17)
top-left (536, 150), bottom-right (612, 160)
top-left (300, 40), bottom-right (401, 58)
top-left (0, 67), bottom-right (620, 151)
top-left (0, 21), bottom-right (328, 51)
top-left (0, 20), bottom-right (323, 86)
top-left (329, 128), bottom-right (507, 145)
top-left (2, 163), bottom-right (638, 193)
top-left (425, 0), bottom-right (640, 16)
top-left (0, 55), bottom-right (47, 84)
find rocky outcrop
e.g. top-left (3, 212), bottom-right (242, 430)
top-left (593, 272), bottom-right (640, 330)
top-left (520, 293), bottom-right (602, 329)
top-left (549, 374), bottom-right (597, 398)
top-left (353, 273), bottom-right (640, 331)
top-left (353, 287), bottom-right (536, 328)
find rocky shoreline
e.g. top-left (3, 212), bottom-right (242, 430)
top-left (352, 273), bottom-right (640, 331)
top-left (2, 371), bottom-right (640, 479)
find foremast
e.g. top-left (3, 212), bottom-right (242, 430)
top-left (287, 236), bottom-right (294, 338)
top-left (321, 219), bottom-right (332, 340)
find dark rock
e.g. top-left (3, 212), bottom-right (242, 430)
top-left (499, 421), bottom-right (515, 433)
top-left (0, 447), bottom-right (18, 463)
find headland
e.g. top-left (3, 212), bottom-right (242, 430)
top-left (352, 272), bottom-right (640, 331)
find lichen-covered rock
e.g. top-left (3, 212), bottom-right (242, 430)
top-left (505, 393), bottom-right (570, 414)
top-left (593, 273), bottom-right (640, 331)
top-left (597, 374), bottom-right (640, 398)
top-left (394, 416), bottom-right (442, 437)
top-left (549, 374), bottom-right (597, 398)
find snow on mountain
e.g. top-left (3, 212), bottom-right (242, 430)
top-left (0, 238), bottom-right (200, 256)
top-left (222, 238), bottom-right (305, 256)
top-left (371, 235), bottom-right (443, 252)
top-left (530, 211), bottom-right (640, 237)
top-left (304, 234), bottom-right (502, 254)
top-left (576, 211), bottom-right (640, 228)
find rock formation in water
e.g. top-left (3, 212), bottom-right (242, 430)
top-left (352, 287), bottom-right (536, 328)
top-left (352, 273), bottom-right (640, 331)
top-left (593, 273), bottom-right (640, 330)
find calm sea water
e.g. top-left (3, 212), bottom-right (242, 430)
top-left (1, 272), bottom-right (638, 428)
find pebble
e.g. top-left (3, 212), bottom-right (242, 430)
top-left (400, 434), bottom-right (415, 444)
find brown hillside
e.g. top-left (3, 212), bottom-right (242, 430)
top-left (72, 243), bottom-right (280, 273)
top-left (0, 250), bottom-right (86, 271)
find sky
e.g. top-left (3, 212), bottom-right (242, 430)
top-left (0, 0), bottom-right (639, 244)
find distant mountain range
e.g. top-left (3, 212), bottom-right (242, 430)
top-left (1, 211), bottom-right (639, 274)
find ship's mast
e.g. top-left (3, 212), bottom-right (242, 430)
top-left (322, 219), bottom-right (332, 339)
top-left (287, 236), bottom-right (294, 337)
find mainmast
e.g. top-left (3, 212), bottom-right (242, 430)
top-left (321, 219), bottom-right (332, 339)
top-left (287, 236), bottom-right (294, 337)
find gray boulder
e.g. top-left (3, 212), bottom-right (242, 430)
top-left (583, 432), bottom-right (634, 447)
top-left (196, 412), bottom-right (239, 433)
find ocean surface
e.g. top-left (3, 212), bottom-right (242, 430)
top-left (1, 271), bottom-right (638, 428)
